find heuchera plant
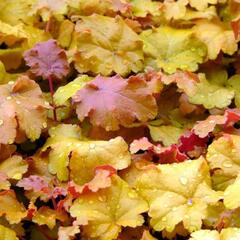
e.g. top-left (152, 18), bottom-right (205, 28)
top-left (0, 0), bottom-right (240, 240)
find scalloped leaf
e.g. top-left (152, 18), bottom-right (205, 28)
top-left (42, 124), bottom-right (131, 182)
top-left (0, 190), bottom-right (27, 224)
top-left (190, 228), bottom-right (240, 240)
top-left (24, 39), bottom-right (70, 80)
top-left (207, 134), bottom-right (240, 190)
top-left (70, 175), bottom-right (148, 240)
top-left (73, 15), bottom-right (143, 76)
top-left (122, 157), bottom-right (221, 233)
top-left (0, 76), bottom-right (49, 144)
top-left (193, 20), bottom-right (238, 60)
top-left (72, 75), bottom-right (157, 131)
top-left (140, 26), bottom-right (207, 74)
top-left (188, 74), bottom-right (234, 109)
top-left (0, 155), bottom-right (28, 180)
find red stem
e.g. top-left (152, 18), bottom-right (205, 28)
top-left (51, 197), bottom-right (57, 210)
top-left (48, 76), bottom-right (57, 121)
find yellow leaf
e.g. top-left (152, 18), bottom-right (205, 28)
top-left (73, 15), bottom-right (143, 76)
top-left (193, 20), bottom-right (237, 60)
top-left (42, 124), bottom-right (131, 182)
top-left (141, 26), bottom-right (207, 74)
top-left (123, 157), bottom-right (221, 232)
top-left (0, 155), bottom-right (28, 180)
top-left (0, 225), bottom-right (18, 240)
top-left (0, 191), bottom-right (27, 224)
top-left (70, 175), bottom-right (148, 240)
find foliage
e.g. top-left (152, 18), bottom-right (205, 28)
top-left (0, 0), bottom-right (240, 239)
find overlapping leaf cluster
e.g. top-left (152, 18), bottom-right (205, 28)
top-left (0, 0), bottom-right (240, 239)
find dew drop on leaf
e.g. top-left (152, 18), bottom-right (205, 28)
top-left (162, 217), bottom-right (167, 222)
top-left (89, 143), bottom-right (96, 149)
top-left (222, 161), bottom-right (233, 168)
top-left (179, 176), bottom-right (188, 185)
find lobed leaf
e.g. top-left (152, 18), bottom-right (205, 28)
top-left (72, 75), bottom-right (157, 131)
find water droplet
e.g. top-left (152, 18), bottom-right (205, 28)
top-left (232, 149), bottom-right (237, 153)
top-left (89, 143), bottom-right (96, 149)
top-left (0, 120), bottom-right (3, 126)
top-left (224, 191), bottom-right (229, 196)
top-left (16, 100), bottom-right (21, 104)
top-left (222, 161), bottom-right (233, 168)
top-left (6, 96), bottom-right (12, 100)
top-left (98, 196), bottom-right (105, 202)
top-left (42, 122), bottom-right (47, 128)
top-left (128, 192), bottom-right (136, 199)
top-left (162, 217), bottom-right (167, 222)
top-left (44, 101), bottom-right (50, 106)
top-left (106, 126), bottom-right (111, 131)
top-left (179, 176), bottom-right (188, 185)
top-left (187, 199), bottom-right (193, 206)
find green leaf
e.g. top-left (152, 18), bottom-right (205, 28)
top-left (140, 26), bottom-right (207, 74)
top-left (188, 74), bottom-right (234, 109)
top-left (148, 125), bottom-right (184, 146)
top-left (54, 75), bottom-right (92, 106)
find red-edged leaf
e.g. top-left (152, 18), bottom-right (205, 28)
top-left (0, 76), bottom-right (49, 144)
top-left (178, 131), bottom-right (209, 153)
top-left (231, 18), bottom-right (240, 41)
top-left (24, 39), bottom-right (70, 80)
top-left (130, 137), bottom-right (154, 154)
top-left (193, 109), bottom-right (240, 138)
top-left (68, 165), bottom-right (116, 198)
top-left (161, 71), bottom-right (199, 96)
top-left (130, 138), bottom-right (188, 164)
top-left (156, 144), bottom-right (188, 164)
top-left (72, 75), bottom-right (158, 131)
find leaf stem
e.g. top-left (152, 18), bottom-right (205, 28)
top-left (48, 76), bottom-right (57, 121)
